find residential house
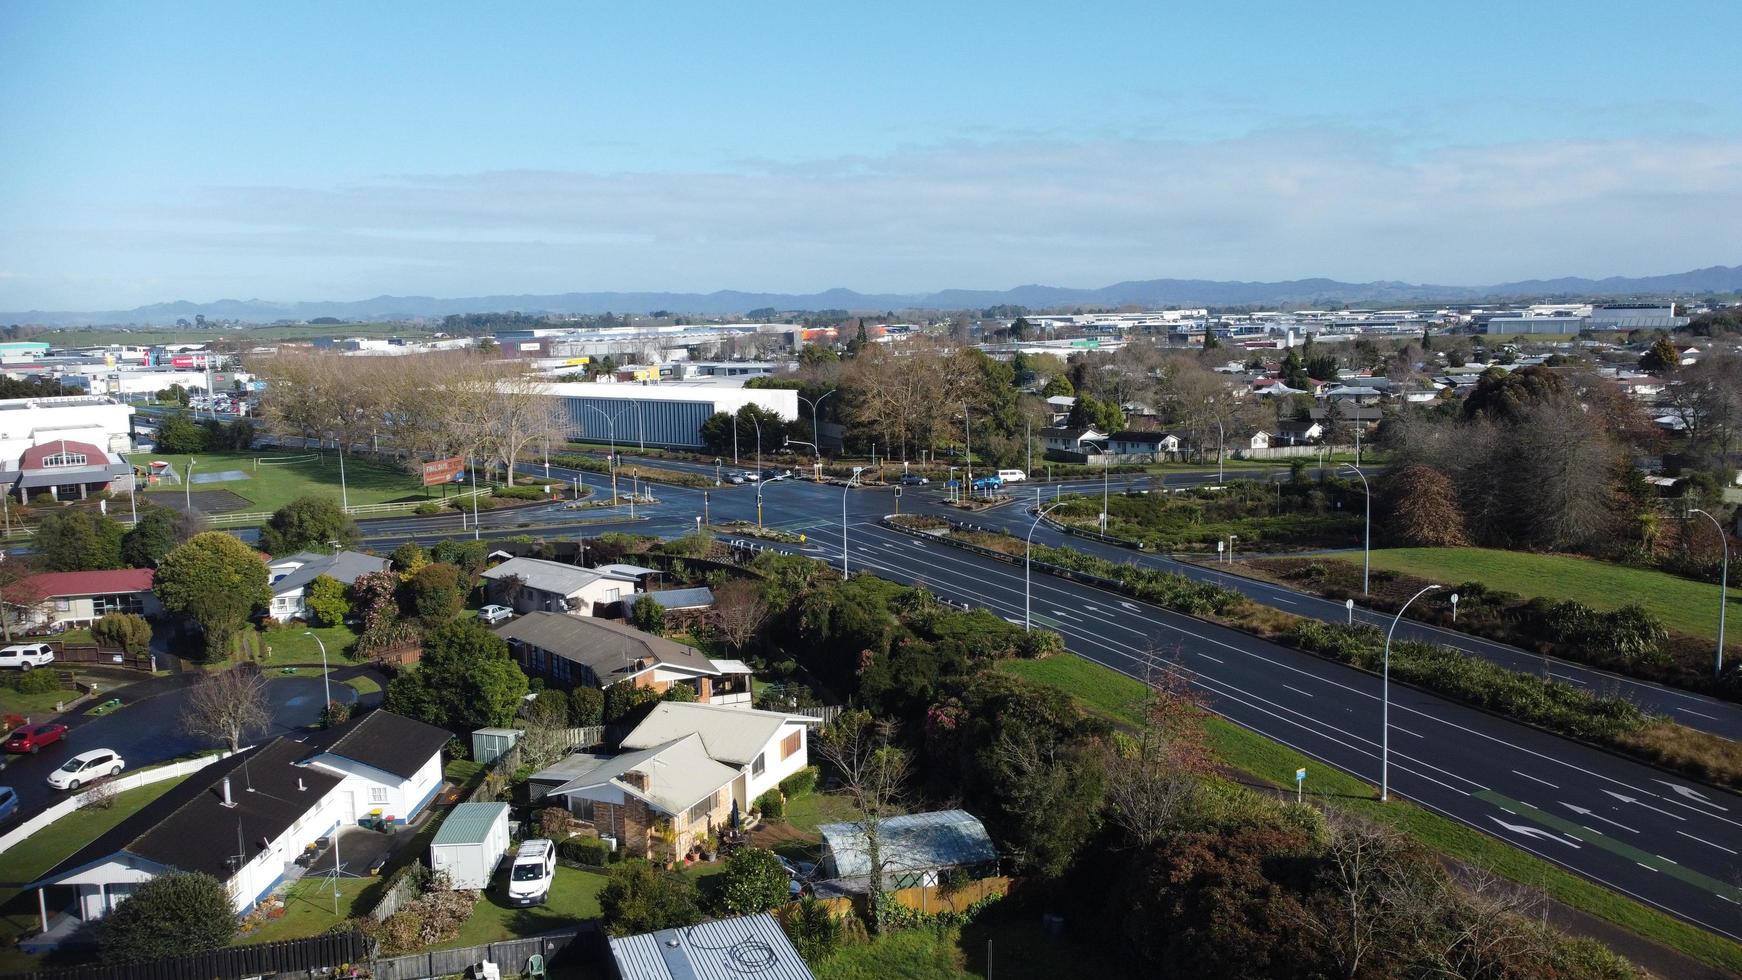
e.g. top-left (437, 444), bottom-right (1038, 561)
top-left (1105, 430), bottom-right (1182, 463)
top-left (610, 913), bottom-right (814, 980)
top-left (532, 702), bottom-right (817, 860)
top-left (298, 708), bottom-right (451, 826)
top-left (25, 710), bottom-right (446, 949)
top-left (1273, 420), bottom-right (1323, 446)
top-left (3, 568), bottom-right (158, 630)
top-left (266, 550), bottom-right (391, 623)
top-left (480, 556), bottom-right (640, 616)
top-left (1038, 426), bottom-right (1107, 460)
top-left (1042, 394), bottom-right (1076, 424)
top-left (494, 611), bottom-right (751, 702)
top-left (1321, 384), bottom-right (1383, 405)
top-left (1246, 431), bottom-right (1272, 450)
top-left (817, 809), bottom-right (998, 892)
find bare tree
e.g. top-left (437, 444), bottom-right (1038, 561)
top-left (815, 711), bottom-right (911, 935)
top-left (482, 375), bottom-right (567, 485)
top-left (181, 667), bottom-right (271, 753)
top-left (1101, 660), bottom-right (1214, 848)
top-left (1301, 812), bottom-right (1413, 979)
top-left (710, 579), bottom-right (769, 654)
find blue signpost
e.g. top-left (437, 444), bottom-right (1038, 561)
top-left (1295, 767), bottom-right (1306, 804)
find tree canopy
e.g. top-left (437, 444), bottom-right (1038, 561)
top-left (384, 619), bottom-right (528, 729)
top-left (258, 494), bottom-right (360, 555)
top-left (99, 872), bottom-right (236, 962)
top-left (153, 532), bottom-right (271, 659)
top-left (33, 507), bottom-right (124, 572)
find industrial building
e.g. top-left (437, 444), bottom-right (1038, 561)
top-left (541, 381), bottom-right (797, 449)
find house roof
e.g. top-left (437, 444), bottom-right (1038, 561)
top-left (1277, 420), bottom-right (1322, 435)
top-left (33, 739), bottom-right (346, 887)
top-left (430, 802), bottom-right (509, 847)
top-left (593, 563), bottom-right (660, 578)
top-left (480, 556), bottom-right (636, 596)
top-left (642, 587), bottom-right (714, 610)
top-left (545, 734), bottom-right (738, 815)
top-left (300, 708), bottom-right (451, 780)
top-left (5, 568), bottom-right (153, 602)
top-left (18, 440), bottom-right (108, 470)
top-left (1037, 427), bottom-right (1104, 440)
top-left (819, 809), bottom-right (997, 880)
top-left (1107, 430), bottom-right (1176, 445)
top-left (495, 612), bottom-right (719, 684)
top-left (620, 701), bottom-right (810, 768)
top-left (706, 658), bottom-right (753, 675)
top-left (269, 550), bottom-right (391, 594)
top-left (610, 912), bottom-right (814, 980)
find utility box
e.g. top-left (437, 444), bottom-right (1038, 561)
top-left (429, 802), bottom-right (511, 889)
top-left (471, 727), bottom-right (522, 766)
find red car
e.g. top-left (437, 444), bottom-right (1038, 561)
top-left (5, 723), bottom-right (68, 754)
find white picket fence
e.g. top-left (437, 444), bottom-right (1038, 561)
top-left (0, 752), bottom-right (229, 856)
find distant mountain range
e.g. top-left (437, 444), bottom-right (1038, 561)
top-left (6, 265), bottom-right (1740, 327)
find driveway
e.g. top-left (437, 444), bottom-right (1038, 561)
top-left (0, 674), bottom-right (358, 828)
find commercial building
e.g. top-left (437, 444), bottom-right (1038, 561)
top-left (540, 381), bottom-right (797, 449)
top-left (0, 396), bottom-right (134, 464)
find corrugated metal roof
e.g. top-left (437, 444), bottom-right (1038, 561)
top-left (610, 912), bottom-right (814, 980)
top-left (430, 803), bottom-right (508, 848)
top-left (818, 809), bottom-right (996, 880)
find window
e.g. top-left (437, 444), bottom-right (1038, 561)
top-left (751, 753), bottom-right (765, 777)
top-left (682, 789), bottom-right (722, 826)
top-left (780, 731), bottom-right (802, 761)
top-left (40, 451), bottom-right (87, 468)
top-left (369, 787), bottom-right (389, 805)
top-left (92, 594), bottom-right (143, 616)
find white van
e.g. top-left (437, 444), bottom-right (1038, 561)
top-left (996, 469), bottom-right (1027, 484)
top-left (506, 838), bottom-right (556, 906)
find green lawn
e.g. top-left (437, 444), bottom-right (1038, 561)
top-left (0, 778), bottom-right (187, 973)
top-left (814, 925), bottom-right (969, 979)
top-left (784, 791), bottom-right (860, 836)
top-left (436, 865), bottom-right (605, 949)
top-left (238, 876), bottom-right (374, 944)
top-left (0, 686), bottom-right (77, 718)
top-left (139, 450), bottom-right (428, 513)
top-left (1342, 547), bottom-right (1734, 645)
top-left (343, 675), bottom-right (382, 697)
top-left (1000, 654), bottom-right (1742, 975)
top-left (252, 624), bottom-right (362, 667)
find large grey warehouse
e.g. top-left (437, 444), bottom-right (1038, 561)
top-left (541, 381), bottom-right (798, 449)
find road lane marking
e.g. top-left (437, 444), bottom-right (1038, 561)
top-left (1282, 684), bottom-right (1313, 697)
top-left (1601, 789), bottom-right (1686, 822)
top-left (1561, 803), bottom-right (1638, 834)
top-left (1653, 779), bottom-right (1729, 811)
top-left (1512, 770), bottom-right (1560, 790)
top-left (1676, 831), bottom-right (1738, 855)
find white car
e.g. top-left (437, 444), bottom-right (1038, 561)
top-left (478, 605), bottom-right (514, 625)
top-left (507, 838), bottom-right (556, 906)
top-left (0, 644), bottom-right (54, 671)
top-left (48, 749), bottom-right (124, 791)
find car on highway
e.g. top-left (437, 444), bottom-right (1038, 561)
top-left (0, 786), bottom-right (17, 821)
top-left (761, 469), bottom-right (791, 481)
top-left (6, 723), bottom-right (68, 755)
top-left (899, 474), bottom-right (929, 486)
top-left (726, 472), bottom-right (749, 485)
top-left (47, 749), bottom-right (124, 791)
top-left (0, 643), bottom-right (55, 671)
top-left (478, 604), bottom-right (515, 625)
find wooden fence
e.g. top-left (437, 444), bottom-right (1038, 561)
top-left (460, 725), bottom-right (605, 807)
top-left (50, 644), bottom-right (153, 671)
top-left (372, 925), bottom-right (599, 980)
top-left (809, 875), bottom-right (1011, 919)
top-left (1, 930), bottom-right (370, 980)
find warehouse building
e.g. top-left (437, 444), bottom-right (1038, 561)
top-left (541, 381), bottom-right (797, 449)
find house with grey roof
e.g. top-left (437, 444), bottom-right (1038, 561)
top-left (494, 612), bottom-right (751, 703)
top-left (480, 555), bottom-right (640, 616)
top-left (266, 550), bottom-right (391, 622)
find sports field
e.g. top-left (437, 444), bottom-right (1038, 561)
top-left (1334, 547), bottom-right (1733, 645)
top-left (139, 450), bottom-right (432, 512)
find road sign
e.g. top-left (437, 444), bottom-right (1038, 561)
top-left (1295, 767), bottom-right (1306, 803)
top-left (421, 456), bottom-right (465, 486)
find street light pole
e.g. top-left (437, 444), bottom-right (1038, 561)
top-left (1343, 463), bottom-right (1371, 595)
top-left (1382, 585), bottom-right (1441, 801)
top-left (1690, 508), bottom-right (1729, 677)
top-left (841, 467), bottom-right (863, 580)
top-left (798, 390), bottom-right (835, 469)
top-left (185, 459), bottom-right (194, 511)
top-left (583, 405), bottom-right (626, 507)
top-left (308, 629), bottom-right (342, 916)
top-left (1026, 502), bottom-right (1065, 632)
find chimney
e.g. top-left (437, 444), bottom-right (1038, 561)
top-left (220, 777), bottom-right (234, 807)
top-left (622, 770), bottom-right (648, 791)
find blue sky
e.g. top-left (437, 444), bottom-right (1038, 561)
top-left (2, 1), bottom-right (1739, 309)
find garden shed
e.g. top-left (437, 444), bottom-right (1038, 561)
top-left (818, 809), bottom-right (997, 891)
top-left (471, 727), bottom-right (522, 765)
top-left (428, 802), bottom-right (510, 890)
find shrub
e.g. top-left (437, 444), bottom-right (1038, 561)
top-left (753, 789), bottom-right (784, 820)
top-left (413, 502), bottom-right (442, 516)
top-left (4, 668), bottom-right (64, 694)
top-left (631, 594), bottom-right (666, 633)
top-left (303, 574), bottom-right (350, 628)
top-left (782, 897), bottom-right (839, 961)
top-left (713, 848), bottom-right (792, 916)
top-left (493, 484), bottom-right (550, 501)
top-left (661, 683), bottom-right (698, 703)
top-left (320, 700), bottom-right (352, 728)
top-left (571, 686), bottom-right (604, 726)
top-left (779, 765), bottom-right (820, 797)
top-left (559, 836), bottom-right (609, 866)
top-left (99, 872), bottom-right (235, 961)
top-left (408, 562), bottom-right (465, 624)
top-left (91, 612), bottom-right (152, 655)
top-left (599, 860), bottom-right (701, 936)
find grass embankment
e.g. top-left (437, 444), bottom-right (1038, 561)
top-left (1336, 547), bottom-right (1733, 648)
top-left (0, 779), bottom-right (188, 973)
top-left (140, 450), bottom-right (429, 513)
top-left (1050, 478), bottom-right (1362, 553)
top-left (998, 657), bottom-right (1742, 976)
top-left (549, 453), bottom-right (716, 489)
top-left (0, 687), bottom-right (75, 717)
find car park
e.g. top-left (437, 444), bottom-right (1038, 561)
top-left (47, 749), bottom-right (124, 791)
top-left (478, 604), bottom-right (515, 625)
top-left (6, 723), bottom-right (68, 754)
top-left (506, 838), bottom-right (557, 906)
top-left (0, 644), bottom-right (55, 671)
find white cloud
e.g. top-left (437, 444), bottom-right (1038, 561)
top-left (4, 131), bottom-right (1741, 308)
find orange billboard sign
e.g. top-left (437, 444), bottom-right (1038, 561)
top-left (421, 456), bottom-right (465, 486)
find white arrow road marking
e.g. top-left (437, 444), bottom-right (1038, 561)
top-left (1119, 601), bottom-right (1140, 611)
top-left (1602, 790), bottom-right (1685, 821)
top-left (1654, 779), bottom-right (1729, 811)
top-left (1561, 802), bottom-right (1639, 834)
top-left (1051, 610), bottom-right (1078, 620)
top-left (1489, 817), bottom-right (1581, 848)
top-left (1676, 830), bottom-right (1739, 855)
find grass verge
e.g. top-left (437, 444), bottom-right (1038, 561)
top-left (997, 656), bottom-right (1742, 975)
top-left (140, 450), bottom-right (428, 513)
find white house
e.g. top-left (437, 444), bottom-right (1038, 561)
top-left (300, 709), bottom-right (452, 826)
top-left (266, 550), bottom-right (391, 622)
top-left (1038, 426), bottom-right (1107, 456)
top-left (1248, 431), bottom-right (1272, 450)
top-left (1106, 430), bottom-right (1182, 462)
top-left (2, 568), bottom-right (159, 630)
top-left (619, 702), bottom-right (814, 809)
top-left (480, 556), bottom-right (640, 616)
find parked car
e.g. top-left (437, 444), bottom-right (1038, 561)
top-left (6, 723), bottom-right (68, 754)
top-left (47, 749), bottom-right (124, 791)
top-left (0, 644), bottom-right (54, 671)
top-left (775, 854), bottom-right (817, 897)
top-left (478, 604), bottom-right (514, 625)
top-left (0, 786), bottom-right (17, 821)
top-left (899, 474), bottom-right (929, 486)
top-left (726, 472), bottom-right (748, 485)
top-left (507, 838), bottom-right (557, 906)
